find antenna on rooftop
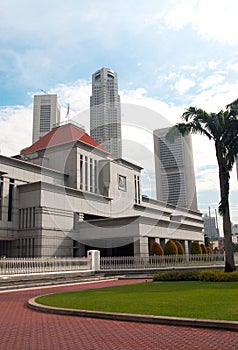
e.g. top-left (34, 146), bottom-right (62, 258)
top-left (66, 104), bottom-right (70, 121)
top-left (40, 89), bottom-right (48, 95)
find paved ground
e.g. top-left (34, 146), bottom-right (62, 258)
top-left (0, 279), bottom-right (237, 350)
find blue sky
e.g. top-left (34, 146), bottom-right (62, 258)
top-left (0, 0), bottom-right (238, 229)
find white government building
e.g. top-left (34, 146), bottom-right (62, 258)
top-left (0, 69), bottom-right (204, 258)
top-left (0, 120), bottom-right (203, 258)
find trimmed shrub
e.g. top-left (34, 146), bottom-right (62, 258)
top-left (191, 241), bottom-right (202, 255)
top-left (153, 270), bottom-right (180, 281)
top-left (150, 242), bottom-right (164, 256)
top-left (164, 240), bottom-right (178, 255)
top-left (199, 270), bottom-right (238, 282)
top-left (153, 269), bottom-right (238, 282)
top-left (200, 244), bottom-right (207, 254)
top-left (153, 270), bottom-right (200, 281)
top-left (174, 241), bottom-right (185, 255)
top-left (206, 246), bottom-right (213, 254)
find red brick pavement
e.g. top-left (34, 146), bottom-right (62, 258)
top-left (0, 279), bottom-right (237, 350)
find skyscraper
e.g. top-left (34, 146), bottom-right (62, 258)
top-left (203, 213), bottom-right (220, 240)
top-left (90, 67), bottom-right (122, 159)
top-left (32, 94), bottom-right (61, 143)
top-left (153, 127), bottom-right (198, 211)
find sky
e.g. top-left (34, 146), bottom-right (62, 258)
top-left (0, 0), bottom-right (238, 232)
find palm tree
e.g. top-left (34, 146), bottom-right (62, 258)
top-left (167, 98), bottom-right (238, 272)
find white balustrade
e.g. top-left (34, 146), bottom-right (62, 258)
top-left (0, 257), bottom-right (90, 275)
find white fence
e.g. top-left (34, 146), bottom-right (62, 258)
top-left (100, 254), bottom-right (225, 271)
top-left (0, 253), bottom-right (230, 275)
top-left (0, 257), bottom-right (91, 275)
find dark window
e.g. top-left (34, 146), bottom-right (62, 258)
top-left (80, 155), bottom-right (83, 190)
top-left (85, 156), bottom-right (88, 191)
top-left (8, 179), bottom-right (14, 222)
top-left (0, 177), bottom-right (3, 220)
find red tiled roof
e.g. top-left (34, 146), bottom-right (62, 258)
top-left (21, 123), bottom-right (109, 155)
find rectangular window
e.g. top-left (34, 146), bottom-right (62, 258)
top-left (94, 160), bottom-right (98, 193)
top-left (85, 156), bottom-right (88, 191)
top-left (118, 175), bottom-right (127, 191)
top-left (0, 177), bottom-right (3, 220)
top-left (8, 179), bottom-right (14, 222)
top-left (29, 207), bottom-right (32, 228)
top-left (80, 154), bottom-right (83, 190)
top-left (137, 176), bottom-right (141, 204)
top-left (89, 158), bottom-right (93, 192)
top-left (32, 207), bottom-right (35, 228)
top-left (134, 175), bottom-right (137, 203)
top-left (134, 175), bottom-right (141, 204)
top-left (40, 104), bottom-right (51, 132)
top-left (19, 207), bottom-right (36, 229)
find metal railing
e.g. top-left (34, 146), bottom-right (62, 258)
top-left (100, 254), bottom-right (225, 271)
top-left (0, 257), bottom-right (91, 275)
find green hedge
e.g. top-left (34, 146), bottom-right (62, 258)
top-left (153, 269), bottom-right (238, 282)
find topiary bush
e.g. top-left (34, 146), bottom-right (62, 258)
top-left (150, 242), bottom-right (164, 256)
top-left (206, 246), bottom-right (213, 254)
top-left (164, 240), bottom-right (178, 255)
top-left (200, 243), bottom-right (207, 254)
top-left (191, 241), bottom-right (202, 255)
top-left (174, 241), bottom-right (185, 255)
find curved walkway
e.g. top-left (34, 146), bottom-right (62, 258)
top-left (1, 279), bottom-right (237, 350)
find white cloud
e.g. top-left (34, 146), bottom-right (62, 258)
top-left (199, 74), bottom-right (225, 91)
top-left (191, 80), bottom-right (238, 112)
top-left (174, 77), bottom-right (195, 95)
top-left (157, 0), bottom-right (238, 45)
top-left (0, 106), bottom-right (32, 156)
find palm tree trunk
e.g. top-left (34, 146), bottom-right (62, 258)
top-left (223, 204), bottom-right (235, 272)
top-left (215, 142), bottom-right (236, 272)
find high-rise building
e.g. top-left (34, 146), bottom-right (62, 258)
top-left (153, 127), bottom-right (198, 211)
top-left (32, 94), bottom-right (61, 143)
top-left (90, 67), bottom-right (122, 159)
top-left (203, 214), bottom-right (220, 240)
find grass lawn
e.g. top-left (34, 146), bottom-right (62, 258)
top-left (36, 282), bottom-right (238, 321)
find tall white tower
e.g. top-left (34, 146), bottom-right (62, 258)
top-left (32, 94), bottom-right (61, 143)
top-left (90, 68), bottom-right (122, 159)
top-left (153, 127), bottom-right (198, 211)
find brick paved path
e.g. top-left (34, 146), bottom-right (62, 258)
top-left (0, 279), bottom-right (237, 350)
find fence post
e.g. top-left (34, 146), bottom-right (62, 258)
top-left (87, 250), bottom-right (100, 272)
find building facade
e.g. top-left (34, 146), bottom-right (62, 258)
top-left (232, 223), bottom-right (238, 244)
top-left (32, 94), bottom-right (61, 143)
top-left (154, 127), bottom-right (198, 211)
top-left (203, 213), bottom-right (219, 241)
top-left (0, 123), bottom-right (203, 258)
top-left (90, 67), bottom-right (122, 159)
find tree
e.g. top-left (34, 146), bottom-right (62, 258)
top-left (174, 240), bottom-right (185, 255)
top-left (150, 242), bottom-right (164, 255)
top-left (164, 240), bottom-right (178, 255)
top-left (191, 241), bottom-right (202, 255)
top-left (167, 99), bottom-right (238, 271)
top-left (200, 243), bottom-right (207, 254)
